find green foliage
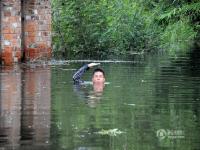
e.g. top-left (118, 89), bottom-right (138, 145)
top-left (52, 0), bottom-right (109, 59)
top-left (52, 0), bottom-right (199, 59)
top-left (160, 19), bottom-right (196, 56)
top-left (151, 1), bottom-right (200, 55)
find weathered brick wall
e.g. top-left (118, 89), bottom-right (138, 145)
top-left (0, 0), bottom-right (51, 65)
top-left (0, 0), bottom-right (22, 65)
top-left (23, 0), bottom-right (51, 61)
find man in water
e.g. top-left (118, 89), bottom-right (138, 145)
top-left (73, 63), bottom-right (105, 107)
top-left (73, 63), bottom-right (105, 92)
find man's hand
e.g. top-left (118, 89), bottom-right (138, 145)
top-left (88, 63), bottom-right (100, 68)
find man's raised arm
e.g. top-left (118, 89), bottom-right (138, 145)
top-left (73, 63), bottom-right (100, 83)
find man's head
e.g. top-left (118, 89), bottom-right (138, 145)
top-left (92, 68), bottom-right (105, 84)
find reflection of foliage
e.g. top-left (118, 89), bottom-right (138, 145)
top-left (51, 61), bottom-right (200, 149)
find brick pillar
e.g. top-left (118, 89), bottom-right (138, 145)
top-left (23, 0), bottom-right (51, 62)
top-left (0, 0), bottom-right (22, 65)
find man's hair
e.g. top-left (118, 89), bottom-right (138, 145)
top-left (92, 68), bottom-right (105, 77)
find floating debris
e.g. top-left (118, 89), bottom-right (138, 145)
top-left (114, 85), bottom-right (121, 88)
top-left (95, 128), bottom-right (125, 136)
top-left (60, 68), bottom-right (76, 71)
top-left (124, 103), bottom-right (135, 106)
top-left (141, 80), bottom-right (146, 83)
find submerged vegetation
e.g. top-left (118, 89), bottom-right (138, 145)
top-left (52, 0), bottom-right (200, 59)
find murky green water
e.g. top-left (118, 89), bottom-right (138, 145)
top-left (0, 53), bottom-right (200, 150)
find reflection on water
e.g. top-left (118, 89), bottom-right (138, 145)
top-left (0, 51), bottom-right (200, 150)
top-left (0, 66), bottom-right (21, 147)
top-left (0, 65), bottom-right (51, 149)
top-left (73, 82), bottom-right (106, 108)
top-left (51, 52), bottom-right (200, 150)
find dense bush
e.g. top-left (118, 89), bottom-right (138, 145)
top-left (52, 0), bottom-right (200, 59)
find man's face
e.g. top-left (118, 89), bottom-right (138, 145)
top-left (92, 71), bottom-right (105, 84)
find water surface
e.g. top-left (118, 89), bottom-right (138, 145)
top-left (0, 53), bottom-right (200, 150)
